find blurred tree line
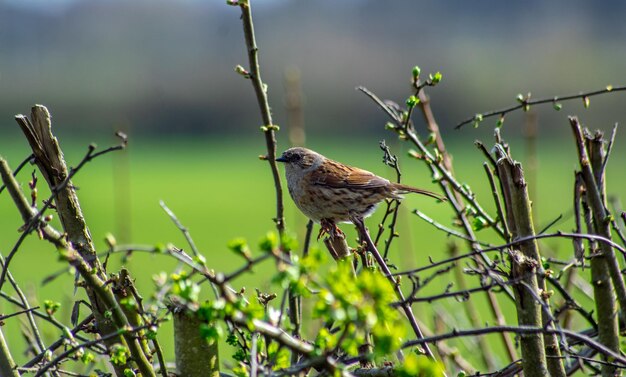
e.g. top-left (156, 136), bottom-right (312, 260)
top-left (1, 0), bottom-right (626, 138)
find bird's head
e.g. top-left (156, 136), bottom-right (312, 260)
top-left (276, 147), bottom-right (323, 172)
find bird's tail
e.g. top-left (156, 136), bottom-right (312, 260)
top-left (393, 183), bottom-right (447, 201)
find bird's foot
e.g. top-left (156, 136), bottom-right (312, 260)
top-left (318, 219), bottom-right (344, 240)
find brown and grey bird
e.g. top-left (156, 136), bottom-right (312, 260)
top-left (276, 147), bottom-right (444, 229)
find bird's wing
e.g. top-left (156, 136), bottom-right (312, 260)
top-left (311, 159), bottom-right (390, 189)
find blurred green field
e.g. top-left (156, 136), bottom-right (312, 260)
top-left (1, 132), bottom-right (625, 371)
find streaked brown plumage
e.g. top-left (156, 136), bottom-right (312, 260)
top-left (276, 147), bottom-right (444, 225)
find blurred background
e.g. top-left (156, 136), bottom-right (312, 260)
top-left (2, 0), bottom-right (626, 138)
top-left (1, 0), bottom-right (626, 370)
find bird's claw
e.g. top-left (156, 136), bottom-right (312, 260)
top-left (318, 219), bottom-right (344, 240)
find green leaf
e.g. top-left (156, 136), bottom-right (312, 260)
top-left (109, 344), bottom-right (130, 366)
top-left (396, 353), bottom-right (444, 377)
top-left (268, 342), bottom-right (290, 370)
top-left (119, 297), bottom-right (137, 311)
top-left (81, 351), bottom-right (96, 364)
top-left (225, 333), bottom-right (239, 346)
top-left (258, 232), bottom-right (278, 253)
top-left (200, 323), bottom-right (223, 344)
top-left (472, 216), bottom-right (489, 231)
top-left (281, 232), bottom-right (299, 253)
top-left (311, 263), bottom-right (406, 356)
top-left (228, 238), bottom-right (252, 260)
top-left (171, 275), bottom-right (201, 303)
top-left (233, 362), bottom-right (249, 377)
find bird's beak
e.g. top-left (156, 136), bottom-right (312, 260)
top-left (275, 155), bottom-right (287, 163)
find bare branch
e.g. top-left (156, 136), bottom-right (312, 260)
top-left (403, 325), bottom-right (626, 367)
top-left (456, 85), bottom-right (626, 129)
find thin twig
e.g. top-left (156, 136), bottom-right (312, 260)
top-left (403, 325), bottom-right (626, 367)
top-left (413, 209), bottom-right (493, 246)
top-left (456, 85), bottom-right (626, 129)
top-left (34, 320), bottom-right (158, 377)
top-left (160, 201), bottom-right (200, 257)
top-left (351, 217), bottom-right (437, 362)
top-left (0, 154), bottom-right (34, 194)
top-left (231, 0), bottom-right (285, 237)
top-left (0, 136), bottom-right (125, 292)
top-left (0, 255), bottom-right (47, 359)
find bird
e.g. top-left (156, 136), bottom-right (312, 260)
top-left (276, 147), bottom-right (445, 237)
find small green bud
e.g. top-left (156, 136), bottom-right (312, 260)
top-left (426, 132), bottom-right (436, 145)
top-left (44, 300), bottom-right (61, 316)
top-left (412, 65), bottom-right (421, 79)
top-left (384, 122), bottom-right (396, 130)
top-left (62, 327), bottom-right (74, 341)
top-left (429, 71), bottom-right (442, 85)
top-left (516, 93), bottom-right (524, 103)
top-left (193, 254), bottom-right (207, 265)
top-left (234, 65), bottom-right (250, 78)
top-left (406, 95), bottom-right (419, 108)
top-left (407, 149), bottom-right (422, 159)
top-left (553, 103), bottom-right (562, 111)
top-left (583, 96), bottom-right (590, 108)
top-left (104, 233), bottom-right (116, 248)
top-left (120, 297), bottom-right (137, 310)
top-left (606, 84), bottom-right (613, 91)
top-left (496, 117), bottom-right (504, 128)
top-left (260, 124), bottom-right (279, 132)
